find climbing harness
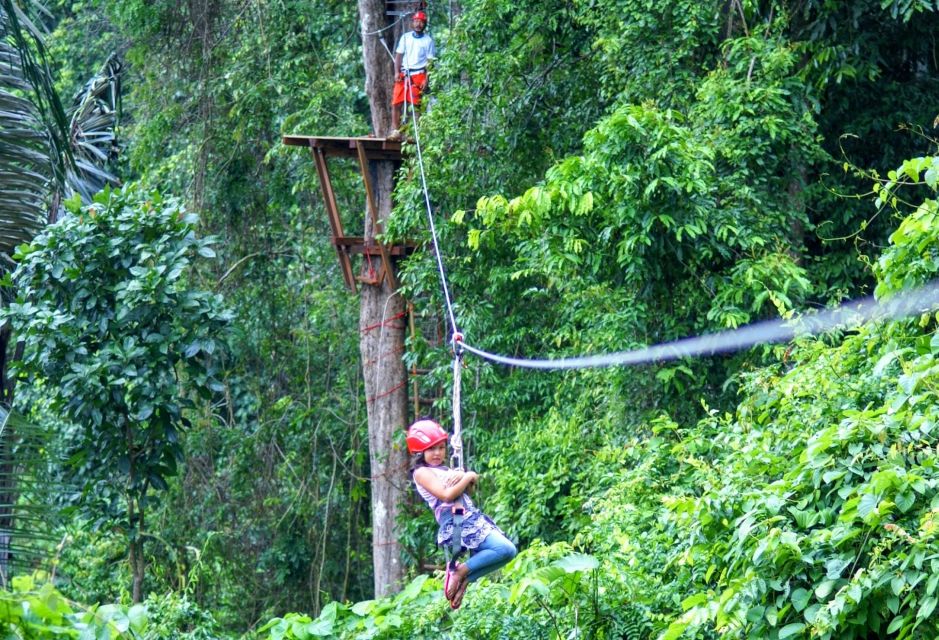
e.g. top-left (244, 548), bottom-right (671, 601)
top-left (442, 501), bottom-right (464, 608)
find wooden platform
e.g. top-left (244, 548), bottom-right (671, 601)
top-left (386, 0), bottom-right (426, 17)
top-left (282, 135), bottom-right (402, 161)
top-left (283, 135), bottom-right (412, 292)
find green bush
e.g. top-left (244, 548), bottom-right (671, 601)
top-left (0, 574), bottom-right (146, 638)
top-left (260, 542), bottom-right (655, 640)
top-left (140, 591), bottom-right (223, 640)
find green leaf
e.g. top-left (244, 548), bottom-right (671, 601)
top-left (681, 593), bottom-right (707, 611)
top-left (791, 588), bottom-right (810, 612)
top-left (917, 595), bottom-right (937, 620)
top-left (127, 604), bottom-right (147, 633)
top-left (305, 616), bottom-right (334, 637)
top-left (815, 579), bottom-right (837, 599)
top-left (661, 621), bottom-right (688, 640)
top-left (886, 615), bottom-right (906, 634)
top-left (555, 552), bottom-right (599, 573)
top-left (778, 622), bottom-right (805, 638)
top-left (892, 576), bottom-right (905, 596)
top-left (351, 600), bottom-right (374, 616)
top-left (397, 574), bottom-right (429, 601)
top-left (858, 493), bottom-right (880, 520)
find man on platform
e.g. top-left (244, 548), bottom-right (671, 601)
top-left (388, 11), bottom-right (435, 141)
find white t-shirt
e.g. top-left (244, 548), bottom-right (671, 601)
top-left (395, 31), bottom-right (435, 72)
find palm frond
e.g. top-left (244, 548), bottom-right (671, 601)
top-left (0, 0), bottom-right (60, 253)
top-left (0, 406), bottom-right (70, 584)
top-left (64, 54), bottom-right (122, 203)
top-left (0, 2), bottom-right (123, 247)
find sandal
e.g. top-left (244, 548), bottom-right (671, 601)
top-left (449, 573), bottom-right (469, 610)
top-left (443, 566), bottom-right (454, 599)
top-left (444, 563), bottom-right (467, 602)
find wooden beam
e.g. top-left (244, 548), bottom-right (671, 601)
top-left (311, 146), bottom-right (357, 292)
top-left (283, 135), bottom-right (402, 161)
top-left (333, 237), bottom-right (416, 256)
top-left (356, 140), bottom-right (399, 291)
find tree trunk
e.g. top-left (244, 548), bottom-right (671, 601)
top-left (127, 494), bottom-right (145, 603)
top-left (359, 0), bottom-right (399, 137)
top-left (126, 428), bottom-right (145, 603)
top-left (360, 257), bottom-right (408, 598)
top-left (357, 0), bottom-right (408, 598)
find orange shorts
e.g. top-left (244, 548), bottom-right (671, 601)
top-left (392, 72), bottom-right (427, 106)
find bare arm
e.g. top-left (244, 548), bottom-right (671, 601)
top-left (394, 52), bottom-right (403, 77)
top-left (414, 468), bottom-right (478, 503)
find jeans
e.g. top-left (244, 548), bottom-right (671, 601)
top-left (465, 530), bottom-right (517, 582)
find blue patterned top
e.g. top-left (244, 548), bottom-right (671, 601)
top-left (413, 465), bottom-right (502, 551)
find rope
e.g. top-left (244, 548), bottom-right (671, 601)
top-left (399, 35), bottom-right (469, 473)
top-left (450, 344), bottom-right (464, 470)
top-left (360, 310), bottom-right (407, 334)
top-left (457, 281), bottom-right (939, 370)
top-left (363, 13), bottom-right (406, 37)
top-left (401, 42), bottom-right (460, 341)
top-left (367, 380), bottom-right (408, 404)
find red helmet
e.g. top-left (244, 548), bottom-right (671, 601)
top-left (413, 10), bottom-right (427, 22)
top-left (406, 419), bottom-right (447, 453)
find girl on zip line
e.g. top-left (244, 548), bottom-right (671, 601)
top-left (407, 419), bottom-right (517, 609)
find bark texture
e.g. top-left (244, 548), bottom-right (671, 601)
top-left (357, 0), bottom-right (409, 598)
top-left (359, 162), bottom-right (409, 598)
top-left (359, 0), bottom-right (397, 137)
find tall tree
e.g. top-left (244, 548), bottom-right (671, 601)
top-left (357, 0), bottom-right (408, 597)
top-left (0, 0), bottom-right (121, 581)
top-left (4, 186), bottom-right (231, 602)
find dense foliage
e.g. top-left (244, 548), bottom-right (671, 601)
top-left (0, 574), bottom-right (146, 639)
top-left (3, 0), bottom-right (939, 639)
top-left (3, 185), bottom-right (230, 601)
top-left (288, 164), bottom-right (939, 638)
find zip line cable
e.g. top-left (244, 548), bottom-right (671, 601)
top-left (403, 85), bottom-right (939, 369)
top-left (403, 60), bottom-right (459, 339)
top-left (399, 32), bottom-right (466, 470)
top-left (391, 26), bottom-right (939, 378)
top-left (458, 281), bottom-right (939, 370)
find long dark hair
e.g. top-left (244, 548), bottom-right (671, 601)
top-left (409, 451), bottom-right (430, 475)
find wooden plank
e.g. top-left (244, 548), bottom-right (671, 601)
top-left (333, 237), bottom-right (415, 256)
top-left (356, 140), bottom-right (399, 290)
top-left (311, 146), bottom-right (357, 292)
top-left (283, 135), bottom-right (402, 161)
